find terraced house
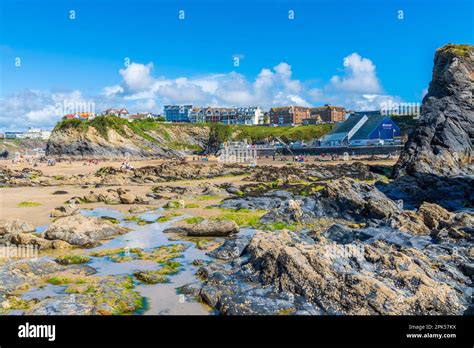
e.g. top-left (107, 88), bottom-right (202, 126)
top-left (189, 106), bottom-right (263, 125)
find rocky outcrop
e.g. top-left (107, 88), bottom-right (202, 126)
top-left (0, 218), bottom-right (35, 236)
top-left (8, 233), bottom-right (71, 250)
top-left (394, 44), bottom-right (474, 177)
top-left (50, 203), bottom-right (78, 218)
top-left (312, 178), bottom-right (400, 222)
top-left (245, 230), bottom-right (469, 315)
top-left (244, 162), bottom-right (376, 183)
top-left (44, 215), bottom-right (129, 248)
top-left (46, 120), bottom-right (209, 159)
top-left (73, 188), bottom-right (151, 205)
top-left (130, 162), bottom-right (245, 184)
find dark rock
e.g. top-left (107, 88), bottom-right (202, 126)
top-left (207, 236), bottom-right (251, 260)
top-left (394, 44), bottom-right (474, 178)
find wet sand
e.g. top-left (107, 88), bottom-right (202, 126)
top-left (0, 176), bottom-right (245, 226)
top-left (0, 156), bottom-right (396, 226)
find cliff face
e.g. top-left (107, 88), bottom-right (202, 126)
top-left (393, 44), bottom-right (474, 178)
top-left (46, 122), bottom-right (210, 159)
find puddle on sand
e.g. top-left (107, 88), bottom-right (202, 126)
top-left (81, 208), bottom-right (215, 315)
top-left (19, 208), bottom-right (257, 315)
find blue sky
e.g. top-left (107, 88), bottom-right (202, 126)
top-left (0, 0), bottom-right (472, 130)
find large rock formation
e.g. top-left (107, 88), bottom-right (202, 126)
top-left (245, 230), bottom-right (470, 315)
top-left (394, 44), bottom-right (474, 177)
top-left (46, 119), bottom-right (209, 159)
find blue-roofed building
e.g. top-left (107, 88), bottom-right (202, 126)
top-left (164, 105), bottom-right (193, 122)
top-left (320, 114), bottom-right (400, 147)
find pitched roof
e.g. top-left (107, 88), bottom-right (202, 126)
top-left (350, 115), bottom-right (390, 140)
top-left (330, 114), bottom-right (365, 134)
top-left (321, 132), bottom-right (348, 142)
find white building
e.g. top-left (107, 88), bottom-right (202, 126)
top-left (16, 128), bottom-right (52, 140)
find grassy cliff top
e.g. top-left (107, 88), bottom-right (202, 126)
top-left (437, 43), bottom-right (473, 57)
top-left (53, 115), bottom-right (334, 143)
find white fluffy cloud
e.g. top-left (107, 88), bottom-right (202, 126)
top-left (0, 53), bottom-right (404, 130)
top-left (0, 90), bottom-right (94, 130)
top-left (318, 53), bottom-right (402, 110)
top-left (119, 62), bottom-right (155, 92)
top-left (103, 61), bottom-right (310, 109)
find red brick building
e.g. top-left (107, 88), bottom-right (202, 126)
top-left (269, 106), bottom-right (311, 125)
top-left (311, 105), bottom-right (346, 123)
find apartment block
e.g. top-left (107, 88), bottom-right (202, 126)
top-left (189, 106), bottom-right (262, 125)
top-left (311, 104), bottom-right (346, 123)
top-left (163, 105), bottom-right (193, 122)
top-left (269, 106), bottom-right (311, 126)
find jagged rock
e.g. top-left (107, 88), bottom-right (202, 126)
top-left (244, 162), bottom-right (375, 183)
top-left (246, 230), bottom-right (469, 315)
top-left (0, 218), bottom-right (35, 236)
top-left (394, 44), bottom-right (474, 177)
top-left (378, 173), bottom-right (474, 211)
top-left (119, 193), bottom-right (137, 204)
top-left (391, 202), bottom-right (473, 240)
top-left (8, 233), bottom-right (71, 250)
top-left (50, 204), bottom-right (78, 218)
top-left (260, 198), bottom-right (305, 224)
top-left (323, 224), bottom-right (372, 244)
top-left (313, 178), bottom-right (400, 221)
top-left (207, 235), bottom-right (250, 260)
top-left (44, 214), bottom-right (129, 248)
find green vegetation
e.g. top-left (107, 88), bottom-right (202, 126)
top-left (55, 255), bottom-right (91, 265)
top-left (6, 296), bottom-right (38, 311)
top-left (196, 239), bottom-right (210, 250)
top-left (437, 43), bottom-right (472, 57)
top-left (62, 275), bottom-right (144, 315)
top-left (156, 216), bottom-right (171, 223)
top-left (183, 217), bottom-right (204, 224)
top-left (100, 216), bottom-right (120, 224)
top-left (89, 244), bottom-right (187, 264)
top-left (209, 122), bottom-right (333, 144)
top-left (133, 260), bottom-right (182, 284)
top-left (18, 201), bottom-right (41, 207)
top-left (167, 141), bottom-right (203, 152)
top-left (123, 215), bottom-right (153, 225)
top-left (197, 195), bottom-right (219, 201)
top-left (184, 203), bottom-right (199, 208)
top-left (47, 276), bottom-right (86, 285)
top-left (259, 221), bottom-right (299, 231)
top-left (211, 209), bottom-right (266, 228)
